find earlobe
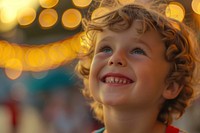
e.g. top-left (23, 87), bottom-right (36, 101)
top-left (163, 82), bottom-right (183, 99)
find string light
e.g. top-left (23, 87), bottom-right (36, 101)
top-left (0, 7), bottom-right (17, 24)
top-left (17, 7), bottom-right (36, 26)
top-left (5, 58), bottom-right (23, 80)
top-left (62, 9), bottom-right (82, 29)
top-left (25, 47), bottom-right (47, 69)
top-left (165, 2), bottom-right (185, 22)
top-left (39, 9), bottom-right (58, 28)
top-left (192, 0), bottom-right (200, 15)
top-left (39, 0), bottom-right (59, 8)
top-left (0, 0), bottom-right (39, 32)
top-left (72, 0), bottom-right (92, 8)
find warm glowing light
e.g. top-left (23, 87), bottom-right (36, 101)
top-left (17, 7), bottom-right (36, 26)
top-left (0, 32), bottom-right (83, 72)
top-left (91, 7), bottom-right (110, 20)
top-left (26, 48), bottom-right (47, 68)
top-left (1, 7), bottom-right (17, 23)
top-left (0, 0), bottom-right (39, 32)
top-left (119, 0), bottom-right (134, 4)
top-left (1, 44), bottom-right (16, 66)
top-left (71, 33), bottom-right (82, 54)
top-left (0, 21), bottom-right (17, 32)
top-left (0, 46), bottom-right (2, 61)
top-left (58, 42), bottom-right (71, 58)
top-left (48, 44), bottom-right (66, 63)
top-left (192, 0), bottom-right (200, 15)
top-left (5, 58), bottom-right (23, 80)
top-left (72, 0), bottom-right (92, 8)
top-left (39, 0), bottom-right (59, 8)
top-left (62, 9), bottom-right (82, 29)
top-left (39, 9), bottom-right (58, 28)
top-left (13, 45), bottom-right (25, 64)
top-left (165, 2), bottom-right (185, 22)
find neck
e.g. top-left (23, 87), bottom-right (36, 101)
top-left (103, 105), bottom-right (166, 133)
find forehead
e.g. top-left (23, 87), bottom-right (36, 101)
top-left (96, 20), bottom-right (163, 46)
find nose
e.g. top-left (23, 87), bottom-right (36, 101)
top-left (108, 53), bottom-right (127, 67)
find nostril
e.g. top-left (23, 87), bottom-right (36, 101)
top-left (118, 62), bottom-right (123, 65)
top-left (109, 61), bottom-right (114, 65)
top-left (108, 57), bottom-right (127, 66)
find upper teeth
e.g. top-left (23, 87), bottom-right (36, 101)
top-left (105, 77), bottom-right (131, 84)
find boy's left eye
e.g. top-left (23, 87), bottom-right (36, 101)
top-left (130, 48), bottom-right (146, 55)
top-left (99, 46), bottom-right (113, 54)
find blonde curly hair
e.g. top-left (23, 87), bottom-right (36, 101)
top-left (76, 0), bottom-right (200, 125)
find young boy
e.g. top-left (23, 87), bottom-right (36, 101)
top-left (76, 0), bottom-right (200, 133)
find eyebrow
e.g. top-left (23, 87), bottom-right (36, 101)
top-left (97, 36), bottom-right (153, 52)
top-left (96, 36), bottom-right (114, 45)
top-left (133, 38), bottom-right (152, 52)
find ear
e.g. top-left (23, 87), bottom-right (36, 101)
top-left (162, 82), bottom-right (183, 99)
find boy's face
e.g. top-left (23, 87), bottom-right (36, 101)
top-left (89, 21), bottom-right (171, 110)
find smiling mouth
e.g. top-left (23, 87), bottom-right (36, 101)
top-left (101, 74), bottom-right (134, 84)
top-left (104, 77), bottom-right (133, 84)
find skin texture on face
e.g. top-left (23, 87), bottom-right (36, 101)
top-left (89, 21), bottom-right (171, 112)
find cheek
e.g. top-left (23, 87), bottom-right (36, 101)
top-left (88, 57), bottom-right (103, 95)
top-left (89, 57), bottom-right (101, 79)
top-left (135, 65), bottom-right (166, 91)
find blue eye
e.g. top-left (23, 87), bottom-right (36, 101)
top-left (131, 48), bottom-right (146, 55)
top-left (99, 46), bottom-right (112, 54)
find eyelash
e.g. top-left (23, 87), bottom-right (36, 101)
top-left (98, 45), bottom-right (112, 54)
top-left (131, 48), bottom-right (146, 55)
top-left (98, 46), bottom-right (146, 56)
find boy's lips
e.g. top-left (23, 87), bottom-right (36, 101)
top-left (100, 73), bottom-right (134, 84)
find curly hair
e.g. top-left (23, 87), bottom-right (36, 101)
top-left (76, 0), bottom-right (200, 125)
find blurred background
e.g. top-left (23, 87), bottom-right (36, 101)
top-left (0, 0), bottom-right (199, 133)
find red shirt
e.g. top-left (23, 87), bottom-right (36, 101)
top-left (166, 125), bottom-right (180, 133)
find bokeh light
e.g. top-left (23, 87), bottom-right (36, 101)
top-left (1, 43), bottom-right (16, 66)
top-left (0, 32), bottom-right (82, 72)
top-left (192, 0), bottom-right (200, 15)
top-left (0, 7), bottom-right (17, 24)
top-left (48, 44), bottom-right (66, 64)
top-left (72, 0), bottom-right (92, 8)
top-left (5, 58), bottom-right (23, 80)
top-left (39, 9), bottom-right (58, 28)
top-left (13, 45), bottom-right (25, 66)
top-left (17, 7), bottom-right (36, 26)
top-left (25, 47), bottom-right (47, 68)
top-left (165, 2), bottom-right (185, 22)
top-left (0, 0), bottom-right (39, 32)
top-left (39, 0), bottom-right (59, 8)
top-left (0, 21), bottom-right (17, 32)
top-left (62, 9), bottom-right (82, 29)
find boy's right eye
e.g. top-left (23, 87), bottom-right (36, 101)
top-left (99, 46), bottom-right (112, 54)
